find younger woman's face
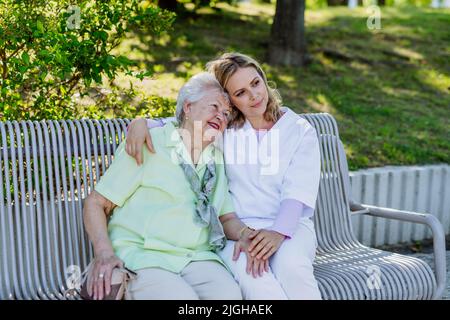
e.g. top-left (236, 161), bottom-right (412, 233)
top-left (225, 67), bottom-right (268, 120)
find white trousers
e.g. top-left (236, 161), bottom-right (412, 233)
top-left (125, 260), bottom-right (242, 300)
top-left (218, 218), bottom-right (322, 300)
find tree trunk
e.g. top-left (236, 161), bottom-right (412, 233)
top-left (159, 0), bottom-right (178, 11)
top-left (378, 0), bottom-right (386, 5)
top-left (268, 0), bottom-right (307, 66)
top-left (327, 0), bottom-right (346, 5)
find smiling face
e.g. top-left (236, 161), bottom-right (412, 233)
top-left (224, 67), bottom-right (269, 121)
top-left (183, 89), bottom-right (231, 142)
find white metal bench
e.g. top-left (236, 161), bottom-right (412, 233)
top-left (0, 114), bottom-right (446, 299)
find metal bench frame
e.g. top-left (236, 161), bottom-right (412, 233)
top-left (0, 114), bottom-right (446, 299)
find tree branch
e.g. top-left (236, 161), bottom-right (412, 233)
top-left (6, 42), bottom-right (27, 61)
top-left (0, 48), bottom-right (7, 80)
top-left (65, 73), bottom-right (82, 96)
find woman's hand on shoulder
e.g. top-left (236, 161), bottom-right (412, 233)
top-left (126, 118), bottom-right (154, 165)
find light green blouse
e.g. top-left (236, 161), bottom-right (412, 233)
top-left (95, 121), bottom-right (234, 273)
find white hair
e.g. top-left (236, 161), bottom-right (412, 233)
top-left (175, 72), bottom-right (229, 124)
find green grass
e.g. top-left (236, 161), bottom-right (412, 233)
top-left (109, 3), bottom-right (449, 170)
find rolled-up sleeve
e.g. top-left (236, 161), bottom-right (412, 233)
top-left (146, 117), bottom-right (176, 129)
top-left (280, 123), bottom-right (321, 210)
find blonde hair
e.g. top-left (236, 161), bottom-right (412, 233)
top-left (206, 52), bottom-right (282, 128)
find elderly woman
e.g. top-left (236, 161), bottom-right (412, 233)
top-left (83, 72), bottom-right (246, 300)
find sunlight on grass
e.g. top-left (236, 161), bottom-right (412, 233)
top-left (306, 94), bottom-right (336, 114)
top-left (416, 68), bottom-right (450, 94)
top-left (215, 2), bottom-right (274, 18)
top-left (275, 73), bottom-right (297, 87)
top-left (307, 10), bottom-right (335, 25)
top-left (385, 25), bottom-right (420, 38)
top-left (154, 33), bottom-right (172, 46)
top-left (392, 47), bottom-right (424, 61)
top-left (137, 74), bottom-right (185, 99)
top-left (318, 54), bottom-right (337, 69)
top-left (111, 72), bottom-right (185, 100)
top-left (117, 36), bottom-right (154, 61)
top-left (175, 35), bottom-right (189, 48)
top-left (307, 7), bottom-right (367, 25)
top-left (380, 86), bottom-right (419, 98)
top-left (349, 61), bottom-right (371, 72)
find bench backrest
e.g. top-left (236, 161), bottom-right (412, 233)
top-left (301, 114), bottom-right (360, 252)
top-left (0, 113), bottom-right (359, 299)
top-left (0, 119), bottom-right (129, 299)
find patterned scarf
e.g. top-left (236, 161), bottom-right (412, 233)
top-left (177, 151), bottom-right (226, 252)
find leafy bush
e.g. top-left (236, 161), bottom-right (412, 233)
top-left (0, 0), bottom-right (175, 121)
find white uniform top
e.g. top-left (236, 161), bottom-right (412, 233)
top-left (223, 107), bottom-right (321, 228)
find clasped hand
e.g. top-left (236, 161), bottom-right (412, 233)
top-left (233, 228), bottom-right (285, 278)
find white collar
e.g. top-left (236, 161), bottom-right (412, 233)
top-left (242, 106), bottom-right (297, 131)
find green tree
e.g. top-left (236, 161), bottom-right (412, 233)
top-left (0, 0), bottom-right (175, 120)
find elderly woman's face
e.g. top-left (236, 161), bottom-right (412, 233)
top-left (184, 89), bottom-right (230, 140)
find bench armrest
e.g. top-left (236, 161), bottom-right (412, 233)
top-left (350, 201), bottom-right (447, 300)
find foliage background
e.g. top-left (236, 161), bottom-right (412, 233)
top-left (0, 0), bottom-right (448, 169)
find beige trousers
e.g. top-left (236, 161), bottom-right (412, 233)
top-left (125, 260), bottom-right (242, 300)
